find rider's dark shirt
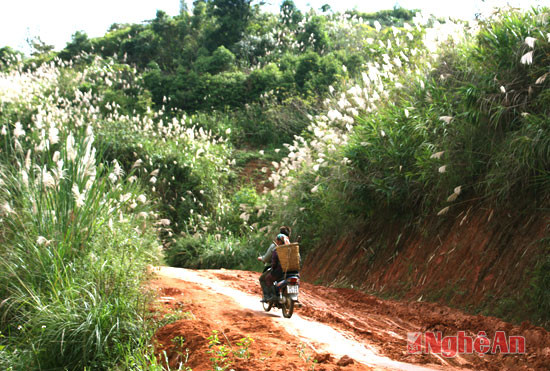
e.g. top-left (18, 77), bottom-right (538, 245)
top-left (271, 249), bottom-right (283, 279)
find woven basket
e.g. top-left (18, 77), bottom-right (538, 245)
top-left (276, 243), bottom-right (300, 271)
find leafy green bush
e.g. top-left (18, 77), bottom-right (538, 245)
top-left (166, 234), bottom-right (263, 271)
top-left (349, 7), bottom-right (417, 27)
top-left (0, 47), bottom-right (22, 71)
top-left (230, 96), bottom-right (314, 148)
top-left (296, 15), bottom-right (330, 53)
top-left (195, 46), bottom-right (236, 74)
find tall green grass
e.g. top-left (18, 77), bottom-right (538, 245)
top-left (0, 136), bottom-right (160, 368)
top-left (345, 7), bottom-right (550, 215)
top-left (0, 59), bottom-right (163, 369)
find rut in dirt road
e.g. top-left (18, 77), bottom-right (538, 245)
top-left (150, 267), bottom-right (550, 371)
top-left (151, 270), bottom-right (377, 371)
top-left (156, 266), bottom-right (449, 371)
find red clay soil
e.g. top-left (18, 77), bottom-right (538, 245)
top-left (149, 268), bottom-right (550, 371)
top-left (301, 206), bottom-right (550, 321)
top-left (149, 274), bottom-right (371, 371)
top-left (237, 158), bottom-right (274, 193)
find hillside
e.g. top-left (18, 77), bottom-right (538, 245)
top-left (0, 1), bottom-right (549, 369)
top-left (303, 205), bottom-right (549, 325)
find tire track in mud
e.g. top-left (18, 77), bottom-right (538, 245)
top-left (153, 267), bottom-right (550, 370)
top-left (151, 267), bottom-right (458, 371)
top-left (200, 268), bottom-right (550, 370)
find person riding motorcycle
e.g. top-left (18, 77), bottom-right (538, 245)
top-left (258, 226), bottom-right (290, 302)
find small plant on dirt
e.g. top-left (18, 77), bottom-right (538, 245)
top-left (159, 349), bottom-right (193, 371)
top-left (164, 336), bottom-right (193, 371)
top-left (207, 330), bottom-right (232, 371)
top-left (233, 336), bottom-right (254, 359)
top-left (157, 312), bottom-right (184, 327)
top-left (297, 343), bottom-right (318, 371)
top-left (178, 349), bottom-right (193, 371)
top-left (172, 336), bottom-right (187, 348)
top-left (181, 311), bottom-right (196, 320)
top-left (158, 308), bottom-right (195, 328)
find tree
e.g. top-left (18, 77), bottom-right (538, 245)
top-left (320, 4), bottom-right (331, 13)
top-left (295, 51), bottom-right (320, 89)
top-left (0, 47), bottom-right (22, 70)
top-left (207, 0), bottom-right (253, 49)
top-left (280, 0), bottom-right (303, 28)
top-left (59, 31), bottom-right (92, 60)
top-left (192, 0), bottom-right (208, 30)
top-left (297, 16), bottom-right (329, 53)
top-left (26, 36), bottom-right (55, 56)
top-left (180, 0), bottom-right (188, 15)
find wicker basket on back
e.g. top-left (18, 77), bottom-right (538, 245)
top-left (276, 243), bottom-right (300, 272)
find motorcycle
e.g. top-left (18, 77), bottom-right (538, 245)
top-left (262, 271), bottom-right (300, 318)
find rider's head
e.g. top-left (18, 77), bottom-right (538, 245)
top-left (279, 226), bottom-right (291, 237)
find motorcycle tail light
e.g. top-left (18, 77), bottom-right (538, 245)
top-left (288, 277), bottom-right (299, 284)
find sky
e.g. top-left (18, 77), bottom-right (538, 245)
top-left (0, 0), bottom-right (546, 54)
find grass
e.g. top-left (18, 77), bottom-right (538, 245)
top-left (0, 57), bottom-right (163, 369)
top-left (0, 151), bottom-right (161, 368)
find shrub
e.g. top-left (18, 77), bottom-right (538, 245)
top-left (166, 234), bottom-right (263, 271)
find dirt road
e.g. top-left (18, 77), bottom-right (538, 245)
top-left (149, 267), bottom-right (550, 371)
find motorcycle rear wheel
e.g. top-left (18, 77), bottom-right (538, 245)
top-left (282, 297), bottom-right (294, 318)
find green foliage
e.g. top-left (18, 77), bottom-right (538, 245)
top-left (196, 46), bottom-right (236, 74)
top-left (281, 0), bottom-right (303, 28)
top-left (118, 335), bottom-right (193, 371)
top-left (206, 330), bottom-right (254, 370)
top-left (295, 51), bottom-right (320, 89)
top-left (234, 336), bottom-right (254, 359)
top-left (207, 0), bottom-right (253, 50)
top-left (0, 143), bottom-right (161, 369)
top-left (45, 2), bottom-right (413, 113)
top-left (344, 7), bottom-right (550, 218)
top-left (27, 36), bottom-right (55, 57)
top-left (165, 233), bottom-right (263, 271)
top-left (82, 59), bottom-right (153, 115)
top-left (260, 7), bottom-right (550, 329)
top-left (294, 51), bottom-right (343, 93)
top-left (350, 6), bottom-right (417, 27)
top-left (247, 63), bottom-right (282, 97)
top-left (207, 330), bottom-right (231, 371)
top-left (0, 333), bottom-right (16, 371)
top-left (59, 30), bottom-right (93, 61)
top-left (0, 47), bottom-right (22, 71)
top-left (527, 238), bottom-right (550, 327)
top-left (230, 96), bottom-right (314, 148)
top-left (297, 15), bottom-right (330, 53)
top-left (346, 101), bottom-right (436, 212)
